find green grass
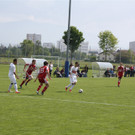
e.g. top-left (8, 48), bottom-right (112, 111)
top-left (0, 64), bottom-right (135, 135)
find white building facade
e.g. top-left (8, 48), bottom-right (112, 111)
top-left (129, 41), bottom-right (135, 52)
top-left (56, 40), bottom-right (89, 54)
top-left (78, 42), bottom-right (89, 54)
top-left (99, 52), bottom-right (115, 62)
top-left (57, 39), bottom-right (67, 52)
top-left (27, 34), bottom-right (41, 44)
top-left (43, 42), bottom-right (55, 49)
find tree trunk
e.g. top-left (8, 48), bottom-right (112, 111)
top-left (70, 51), bottom-right (73, 63)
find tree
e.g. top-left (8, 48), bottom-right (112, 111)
top-left (63, 26), bottom-right (85, 62)
top-left (115, 50), bottom-right (133, 63)
top-left (20, 40), bottom-right (34, 57)
top-left (98, 30), bottom-right (118, 61)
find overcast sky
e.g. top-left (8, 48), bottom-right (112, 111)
top-left (0, 0), bottom-right (135, 50)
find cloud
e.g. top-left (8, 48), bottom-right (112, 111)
top-left (25, 0), bottom-right (57, 10)
top-left (0, 14), bottom-right (66, 27)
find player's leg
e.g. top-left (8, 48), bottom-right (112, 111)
top-left (118, 77), bottom-right (121, 87)
top-left (12, 76), bottom-right (20, 93)
top-left (65, 76), bottom-right (73, 91)
top-left (65, 83), bottom-right (72, 91)
top-left (41, 79), bottom-right (49, 95)
top-left (8, 77), bottom-right (13, 93)
top-left (20, 78), bottom-right (27, 88)
top-left (25, 75), bottom-right (33, 86)
top-left (8, 83), bottom-right (13, 92)
top-left (69, 76), bottom-right (77, 92)
top-left (69, 82), bottom-right (76, 92)
top-left (36, 82), bottom-right (43, 95)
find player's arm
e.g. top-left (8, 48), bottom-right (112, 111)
top-left (33, 66), bottom-right (37, 71)
top-left (24, 64), bottom-right (29, 72)
top-left (14, 71), bottom-right (19, 79)
top-left (34, 75), bottom-right (38, 82)
top-left (46, 70), bottom-right (52, 80)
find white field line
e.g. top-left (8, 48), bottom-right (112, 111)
top-left (0, 94), bottom-right (135, 108)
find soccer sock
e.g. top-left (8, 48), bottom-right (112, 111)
top-left (42, 86), bottom-right (48, 93)
top-left (37, 85), bottom-right (42, 91)
top-left (20, 80), bottom-right (25, 86)
top-left (8, 83), bottom-right (13, 91)
top-left (70, 85), bottom-right (75, 90)
top-left (67, 83), bottom-right (72, 88)
top-left (118, 81), bottom-right (120, 86)
top-left (14, 83), bottom-right (18, 91)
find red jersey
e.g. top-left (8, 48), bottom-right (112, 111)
top-left (38, 66), bottom-right (49, 79)
top-left (118, 66), bottom-right (124, 77)
top-left (26, 64), bottom-right (36, 75)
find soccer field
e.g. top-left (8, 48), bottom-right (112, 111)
top-left (0, 64), bottom-right (135, 135)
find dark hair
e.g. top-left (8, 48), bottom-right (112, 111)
top-left (44, 61), bottom-right (48, 66)
top-left (75, 62), bottom-right (79, 65)
top-left (32, 60), bottom-right (36, 63)
top-left (13, 59), bottom-right (17, 62)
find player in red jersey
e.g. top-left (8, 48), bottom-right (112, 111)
top-left (117, 63), bottom-right (124, 87)
top-left (34, 61), bottom-right (51, 95)
top-left (20, 60), bottom-right (37, 88)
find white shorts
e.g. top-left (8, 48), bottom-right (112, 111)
top-left (70, 75), bottom-right (77, 83)
top-left (9, 75), bottom-right (17, 84)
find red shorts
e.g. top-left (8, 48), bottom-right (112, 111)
top-left (118, 74), bottom-right (123, 79)
top-left (38, 78), bottom-right (48, 84)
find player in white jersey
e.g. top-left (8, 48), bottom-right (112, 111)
top-left (65, 62), bottom-right (79, 92)
top-left (8, 59), bottom-right (20, 93)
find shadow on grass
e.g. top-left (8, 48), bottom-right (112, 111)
top-left (22, 94), bottom-right (39, 97)
top-left (56, 91), bottom-right (66, 93)
top-left (104, 86), bottom-right (118, 88)
top-left (0, 91), bottom-right (8, 93)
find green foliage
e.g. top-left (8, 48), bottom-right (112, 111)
top-left (63, 26), bottom-right (85, 61)
top-left (115, 50), bottom-right (134, 63)
top-left (20, 40), bottom-right (34, 57)
top-left (98, 30), bottom-right (118, 61)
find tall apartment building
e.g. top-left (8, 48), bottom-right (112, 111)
top-left (27, 34), bottom-right (41, 44)
top-left (78, 41), bottom-right (89, 54)
top-left (57, 39), bottom-right (67, 52)
top-left (43, 42), bottom-right (55, 49)
top-left (57, 40), bottom-right (89, 54)
top-left (129, 41), bottom-right (135, 52)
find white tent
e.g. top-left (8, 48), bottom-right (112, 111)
top-left (92, 62), bottom-right (113, 77)
top-left (17, 58), bottom-right (47, 78)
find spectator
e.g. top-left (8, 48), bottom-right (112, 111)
top-left (49, 62), bottom-right (53, 77)
top-left (53, 67), bottom-right (62, 77)
top-left (127, 66), bottom-right (130, 77)
top-left (134, 65), bottom-right (135, 76)
top-left (81, 69), bottom-right (87, 77)
top-left (104, 68), bottom-right (110, 77)
top-left (113, 65), bottom-right (116, 72)
top-left (109, 68), bottom-right (115, 77)
top-left (77, 65), bottom-right (82, 77)
top-left (84, 65), bottom-right (88, 73)
top-left (124, 65), bottom-right (128, 77)
top-left (130, 65), bottom-right (134, 77)
top-left (60, 68), bottom-right (65, 77)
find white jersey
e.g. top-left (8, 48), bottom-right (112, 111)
top-left (70, 66), bottom-right (78, 77)
top-left (49, 64), bottom-right (53, 70)
top-left (70, 66), bottom-right (78, 83)
top-left (8, 63), bottom-right (16, 77)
